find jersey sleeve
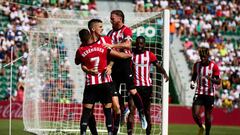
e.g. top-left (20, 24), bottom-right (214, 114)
top-left (213, 63), bottom-right (220, 77)
top-left (149, 51), bottom-right (157, 63)
top-left (104, 36), bottom-right (112, 44)
top-left (123, 27), bottom-right (133, 41)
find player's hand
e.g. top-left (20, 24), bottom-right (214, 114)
top-left (88, 67), bottom-right (98, 75)
top-left (164, 74), bottom-right (169, 82)
top-left (103, 43), bottom-right (113, 49)
top-left (201, 75), bottom-right (211, 80)
top-left (206, 75), bottom-right (211, 80)
top-left (190, 81), bottom-right (196, 89)
top-left (105, 66), bottom-right (112, 75)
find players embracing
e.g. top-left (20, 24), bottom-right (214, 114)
top-left (76, 10), bottom-right (150, 135)
top-left (75, 29), bottom-right (131, 135)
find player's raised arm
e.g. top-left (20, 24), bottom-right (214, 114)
top-left (104, 39), bottom-right (131, 49)
top-left (105, 27), bottom-right (132, 49)
top-left (113, 26), bottom-right (132, 49)
top-left (109, 49), bottom-right (132, 59)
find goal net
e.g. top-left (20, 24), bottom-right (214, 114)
top-left (23, 10), bottom-right (169, 135)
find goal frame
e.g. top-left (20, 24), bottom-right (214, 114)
top-left (22, 10), bottom-right (170, 135)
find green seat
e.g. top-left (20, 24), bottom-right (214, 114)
top-left (220, 30), bottom-right (225, 35)
top-left (0, 89), bottom-right (8, 100)
top-left (236, 29), bottom-right (240, 35)
top-left (231, 38), bottom-right (236, 43)
top-left (180, 36), bottom-right (187, 41)
top-left (226, 31), bottom-right (233, 36)
top-left (5, 68), bottom-right (11, 74)
top-left (50, 0), bottom-right (57, 5)
top-left (0, 83), bottom-right (8, 90)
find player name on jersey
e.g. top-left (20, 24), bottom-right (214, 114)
top-left (81, 47), bottom-right (104, 57)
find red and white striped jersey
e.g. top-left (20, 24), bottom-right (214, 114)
top-left (97, 36), bottom-right (112, 44)
top-left (193, 61), bottom-right (220, 96)
top-left (75, 42), bottom-right (112, 86)
top-left (107, 25), bottom-right (132, 54)
top-left (132, 51), bottom-right (157, 86)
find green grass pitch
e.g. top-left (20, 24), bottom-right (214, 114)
top-left (0, 120), bottom-right (239, 135)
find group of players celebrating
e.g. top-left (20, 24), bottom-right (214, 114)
top-left (75, 10), bottom-right (169, 135)
top-left (75, 9), bottom-right (221, 135)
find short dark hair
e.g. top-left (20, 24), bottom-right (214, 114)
top-left (88, 19), bottom-right (103, 31)
top-left (78, 29), bottom-right (91, 43)
top-left (198, 47), bottom-right (209, 57)
top-left (111, 10), bottom-right (125, 23)
top-left (136, 36), bottom-right (145, 42)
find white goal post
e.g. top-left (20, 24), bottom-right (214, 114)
top-left (23, 10), bottom-right (170, 135)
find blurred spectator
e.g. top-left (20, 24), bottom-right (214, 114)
top-left (170, 19), bottom-right (176, 44)
top-left (15, 85), bottom-right (24, 102)
top-left (18, 60), bottom-right (28, 81)
top-left (183, 38), bottom-right (193, 50)
top-left (134, 0), bottom-right (145, 12)
top-left (199, 38), bottom-right (210, 48)
top-left (160, 0), bottom-right (168, 9)
top-left (145, 0), bottom-right (153, 12)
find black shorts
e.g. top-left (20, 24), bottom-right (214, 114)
top-left (136, 86), bottom-right (152, 102)
top-left (112, 58), bottom-right (135, 92)
top-left (193, 94), bottom-right (214, 108)
top-left (109, 83), bottom-right (119, 96)
top-left (82, 83), bottom-right (112, 104)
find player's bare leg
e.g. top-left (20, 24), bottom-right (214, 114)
top-left (127, 96), bottom-right (136, 135)
top-left (129, 89), bottom-right (147, 129)
top-left (112, 96), bottom-right (121, 135)
top-left (192, 104), bottom-right (205, 135)
top-left (119, 92), bottom-right (128, 125)
top-left (144, 96), bottom-right (152, 135)
top-left (205, 106), bottom-right (213, 135)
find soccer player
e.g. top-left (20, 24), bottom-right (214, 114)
top-left (127, 36), bottom-right (169, 135)
top-left (105, 10), bottom-right (148, 134)
top-left (81, 18), bottom-right (121, 135)
top-left (75, 29), bottom-right (131, 135)
top-left (190, 47), bottom-right (221, 135)
top-left (83, 18), bottom-right (110, 135)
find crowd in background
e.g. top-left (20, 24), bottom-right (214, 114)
top-left (0, 1), bottom-right (37, 101)
top-left (37, 36), bottom-right (75, 104)
top-left (0, 1), bottom-right (75, 103)
top-left (0, 0), bottom-right (239, 111)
